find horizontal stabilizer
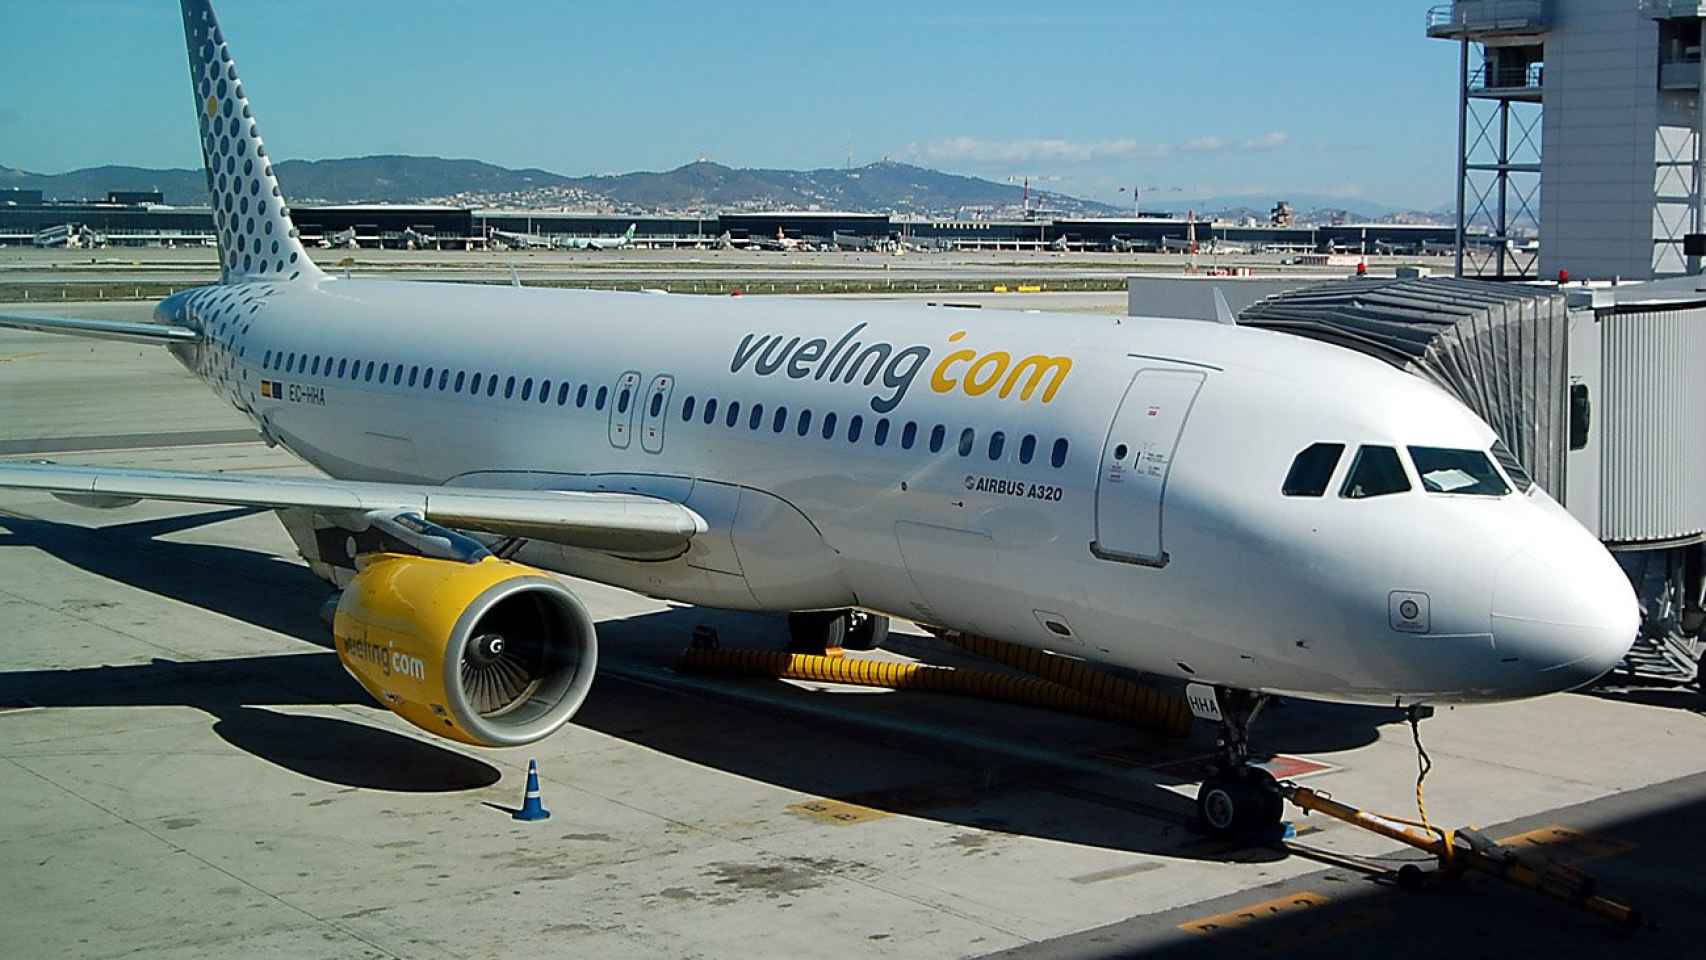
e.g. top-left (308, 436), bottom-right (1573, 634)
top-left (0, 312), bottom-right (198, 345)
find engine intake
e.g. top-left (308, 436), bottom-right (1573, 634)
top-left (333, 554), bottom-right (598, 747)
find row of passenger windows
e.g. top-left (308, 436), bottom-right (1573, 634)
top-left (259, 348), bottom-right (1072, 469)
top-left (676, 394), bottom-right (1069, 467)
top-left (1282, 441), bottom-right (1526, 499)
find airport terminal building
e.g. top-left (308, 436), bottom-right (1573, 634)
top-left (0, 188), bottom-right (1455, 255)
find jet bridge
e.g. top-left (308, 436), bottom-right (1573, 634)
top-left (1235, 277), bottom-right (1706, 684)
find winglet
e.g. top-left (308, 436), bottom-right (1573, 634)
top-left (179, 0), bottom-right (323, 284)
top-left (1211, 287), bottom-right (1237, 325)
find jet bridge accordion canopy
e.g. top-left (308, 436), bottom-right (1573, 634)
top-left (1237, 278), bottom-right (1569, 498)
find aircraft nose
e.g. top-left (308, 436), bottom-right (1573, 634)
top-left (1490, 539), bottom-right (1638, 694)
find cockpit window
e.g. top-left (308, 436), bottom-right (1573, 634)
top-left (1408, 446), bottom-right (1510, 496)
top-left (1340, 445), bottom-right (1411, 499)
top-left (1489, 439), bottom-right (1534, 493)
top-left (1282, 442), bottom-right (1345, 497)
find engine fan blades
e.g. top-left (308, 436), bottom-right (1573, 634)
top-left (460, 632), bottom-right (542, 717)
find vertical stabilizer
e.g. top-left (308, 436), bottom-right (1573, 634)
top-left (179, 0), bottom-right (323, 284)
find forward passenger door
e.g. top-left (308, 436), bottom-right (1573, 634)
top-left (1091, 367), bottom-right (1207, 567)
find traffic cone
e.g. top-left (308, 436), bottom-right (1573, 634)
top-left (513, 759), bottom-right (551, 821)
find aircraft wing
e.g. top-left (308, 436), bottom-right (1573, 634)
top-left (0, 312), bottom-right (197, 345)
top-left (0, 462), bottom-right (707, 554)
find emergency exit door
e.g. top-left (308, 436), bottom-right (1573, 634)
top-left (608, 370), bottom-right (641, 449)
top-left (1091, 368), bottom-right (1206, 567)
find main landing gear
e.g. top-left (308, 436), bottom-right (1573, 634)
top-left (786, 609), bottom-right (890, 653)
top-left (1194, 687), bottom-right (1285, 838)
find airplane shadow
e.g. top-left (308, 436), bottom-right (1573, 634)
top-left (0, 506), bottom-right (1405, 859)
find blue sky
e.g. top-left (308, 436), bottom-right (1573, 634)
top-left (0, 2), bottom-right (1462, 209)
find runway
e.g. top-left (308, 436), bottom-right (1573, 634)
top-left (2, 308), bottom-right (1703, 959)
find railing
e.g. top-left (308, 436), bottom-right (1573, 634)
top-left (1638, 1), bottom-right (1706, 20)
top-left (1470, 62), bottom-right (1544, 90)
top-left (1427, 1), bottom-right (1548, 34)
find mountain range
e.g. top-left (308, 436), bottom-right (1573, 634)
top-left (0, 156), bottom-right (1120, 218)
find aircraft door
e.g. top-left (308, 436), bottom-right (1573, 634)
top-left (1091, 368), bottom-right (1206, 567)
top-left (640, 374), bottom-right (674, 454)
top-left (608, 370), bottom-right (641, 449)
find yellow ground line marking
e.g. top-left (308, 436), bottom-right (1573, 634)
top-left (1178, 891), bottom-right (1331, 934)
top-left (786, 798), bottom-right (892, 826)
top-left (1494, 824), bottom-right (1636, 862)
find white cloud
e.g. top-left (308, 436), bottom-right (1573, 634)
top-left (903, 131), bottom-right (1291, 167)
top-left (903, 136), bottom-right (1151, 166)
top-left (1242, 131), bottom-right (1290, 151)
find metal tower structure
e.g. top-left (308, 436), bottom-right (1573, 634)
top-left (1428, 2), bottom-right (1547, 280)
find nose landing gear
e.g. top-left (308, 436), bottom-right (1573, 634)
top-left (1192, 687), bottom-right (1285, 837)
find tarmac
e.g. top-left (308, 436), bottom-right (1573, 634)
top-left (2, 302), bottom-right (1704, 959)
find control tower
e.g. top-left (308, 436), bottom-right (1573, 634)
top-left (1429, 1), bottom-right (1706, 281)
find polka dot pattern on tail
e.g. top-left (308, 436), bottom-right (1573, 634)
top-left (180, 0), bottom-right (321, 286)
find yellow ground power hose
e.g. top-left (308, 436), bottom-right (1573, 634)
top-left (674, 646), bottom-right (1192, 737)
top-left (940, 632), bottom-right (1194, 737)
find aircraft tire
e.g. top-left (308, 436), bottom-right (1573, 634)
top-left (843, 612), bottom-right (889, 651)
top-left (787, 610), bottom-right (848, 654)
top-left (1196, 768), bottom-right (1283, 837)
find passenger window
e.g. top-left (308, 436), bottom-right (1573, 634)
top-left (594, 385), bottom-right (607, 409)
top-left (749, 403), bottom-right (764, 430)
top-left (929, 425), bottom-right (946, 453)
top-left (958, 428), bottom-right (975, 457)
top-left (521, 378), bottom-right (533, 401)
top-left (772, 406), bottom-right (787, 433)
top-left (901, 421), bottom-right (918, 449)
top-left (394, 365), bottom-right (405, 386)
top-left (408, 366), bottom-right (419, 387)
top-left (1341, 445), bottom-right (1411, 499)
top-left (798, 409), bottom-right (813, 436)
top-left (454, 371), bottom-right (466, 392)
top-left (1051, 438), bottom-right (1069, 468)
top-left (988, 431), bottom-right (1005, 461)
top-left (378, 362), bottom-right (389, 383)
top-left (485, 374), bottom-right (497, 397)
top-left (703, 397), bottom-right (718, 424)
top-left (311, 356), bottom-right (320, 375)
top-left (577, 384), bottom-right (589, 407)
top-left (616, 385), bottom-right (630, 412)
top-left (726, 401), bottom-right (741, 427)
top-left (339, 359), bottom-right (348, 378)
top-left (470, 372), bottom-right (483, 394)
top-left (822, 411), bottom-right (838, 440)
top-left (423, 367), bottom-right (434, 388)
top-left (1282, 442), bottom-right (1345, 497)
top-left (1019, 434), bottom-right (1036, 464)
top-left (505, 376), bottom-right (516, 400)
top-left (263, 350), bottom-right (272, 368)
top-left (874, 419), bottom-right (890, 447)
top-left (848, 415), bottom-right (864, 443)
top-left (364, 361), bottom-right (375, 382)
top-left (651, 392), bottom-right (665, 418)
top-left (1490, 439), bottom-right (1534, 493)
top-left (556, 382), bottom-right (569, 405)
top-left (682, 396), bottom-right (696, 421)
top-left (538, 378), bottom-right (550, 403)
top-left (1408, 446), bottom-right (1510, 496)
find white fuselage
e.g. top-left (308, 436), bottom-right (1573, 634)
top-left (155, 277), bottom-right (1638, 706)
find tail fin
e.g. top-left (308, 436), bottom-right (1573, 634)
top-left (179, 0), bottom-right (322, 284)
top-left (625, 223), bottom-right (637, 241)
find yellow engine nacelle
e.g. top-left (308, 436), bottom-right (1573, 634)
top-left (333, 553), bottom-right (598, 747)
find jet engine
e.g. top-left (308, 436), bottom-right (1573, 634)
top-left (332, 553), bottom-right (598, 747)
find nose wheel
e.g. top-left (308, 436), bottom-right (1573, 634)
top-left (1194, 687), bottom-right (1285, 838)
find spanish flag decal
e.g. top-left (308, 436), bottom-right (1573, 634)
top-left (260, 380), bottom-right (278, 398)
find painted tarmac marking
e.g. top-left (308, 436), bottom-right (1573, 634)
top-left (1178, 890), bottom-right (1392, 951)
top-left (1070, 860), bottom-right (1166, 884)
top-left (1495, 824), bottom-right (1636, 862)
top-left (786, 798), bottom-right (892, 826)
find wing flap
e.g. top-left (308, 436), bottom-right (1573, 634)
top-left (0, 463), bottom-right (705, 553)
top-left (0, 312), bottom-right (198, 345)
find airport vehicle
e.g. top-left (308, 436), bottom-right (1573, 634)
top-left (316, 227), bottom-right (358, 250)
top-left (560, 224), bottom-right (637, 251)
top-left (0, 0), bottom-right (1641, 836)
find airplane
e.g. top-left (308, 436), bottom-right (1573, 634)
top-left (561, 224), bottom-right (637, 251)
top-left (0, 0), bottom-right (1639, 838)
top-left (317, 227), bottom-right (358, 250)
top-left (488, 228), bottom-right (553, 251)
top-left (32, 224), bottom-right (103, 249)
top-left (749, 227), bottom-right (803, 252)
